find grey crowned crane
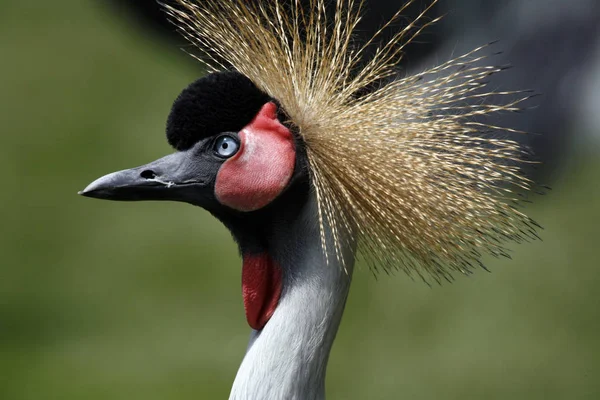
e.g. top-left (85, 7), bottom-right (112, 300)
top-left (80, 1), bottom-right (540, 398)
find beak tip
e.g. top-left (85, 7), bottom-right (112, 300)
top-left (79, 176), bottom-right (113, 199)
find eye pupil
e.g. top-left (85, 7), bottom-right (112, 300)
top-left (222, 143), bottom-right (228, 149)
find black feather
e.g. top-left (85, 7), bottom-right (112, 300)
top-left (166, 71), bottom-right (270, 150)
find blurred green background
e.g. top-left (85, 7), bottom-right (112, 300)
top-left (1, 1), bottom-right (599, 399)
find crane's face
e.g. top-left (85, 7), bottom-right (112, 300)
top-left (80, 72), bottom-right (303, 217)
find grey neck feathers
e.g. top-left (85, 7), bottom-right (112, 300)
top-left (229, 194), bottom-right (355, 400)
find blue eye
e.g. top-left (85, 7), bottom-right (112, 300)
top-left (214, 135), bottom-right (239, 158)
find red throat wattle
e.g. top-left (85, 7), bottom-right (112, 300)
top-left (214, 102), bottom-right (296, 212)
top-left (242, 252), bottom-right (282, 330)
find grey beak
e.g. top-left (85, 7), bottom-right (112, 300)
top-left (79, 151), bottom-right (208, 202)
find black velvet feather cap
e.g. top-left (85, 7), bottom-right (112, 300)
top-left (166, 71), bottom-right (271, 151)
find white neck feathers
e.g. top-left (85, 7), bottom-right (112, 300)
top-left (229, 196), bottom-right (355, 400)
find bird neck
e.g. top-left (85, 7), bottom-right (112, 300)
top-left (228, 194), bottom-right (355, 400)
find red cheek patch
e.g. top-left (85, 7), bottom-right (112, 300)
top-left (215, 102), bottom-right (296, 212)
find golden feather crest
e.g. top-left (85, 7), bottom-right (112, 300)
top-left (164, 0), bottom-right (540, 282)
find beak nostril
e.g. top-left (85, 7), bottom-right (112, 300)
top-left (140, 170), bottom-right (157, 180)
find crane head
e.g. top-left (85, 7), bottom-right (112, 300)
top-left (80, 71), bottom-right (306, 220)
top-left (81, 0), bottom-right (542, 284)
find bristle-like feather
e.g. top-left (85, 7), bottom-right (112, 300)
top-left (164, 0), bottom-right (540, 281)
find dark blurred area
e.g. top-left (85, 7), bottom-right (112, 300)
top-left (1, 1), bottom-right (599, 399)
